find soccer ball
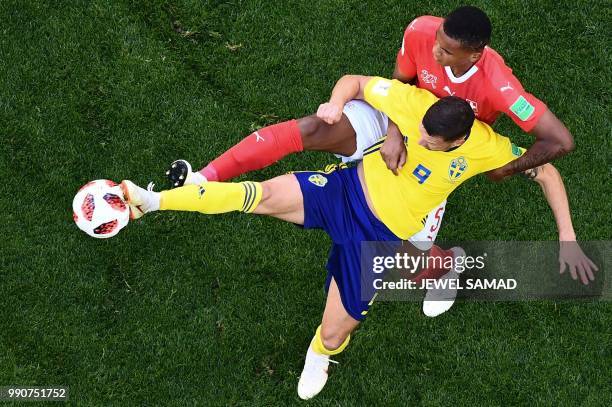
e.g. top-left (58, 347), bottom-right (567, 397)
top-left (72, 180), bottom-right (130, 238)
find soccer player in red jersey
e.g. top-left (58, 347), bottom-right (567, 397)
top-left (386, 7), bottom-right (568, 177)
top-left (167, 7), bottom-right (596, 315)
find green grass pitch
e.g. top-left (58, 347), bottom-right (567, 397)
top-left (0, 0), bottom-right (610, 405)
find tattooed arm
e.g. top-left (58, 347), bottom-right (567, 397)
top-left (488, 110), bottom-right (575, 180)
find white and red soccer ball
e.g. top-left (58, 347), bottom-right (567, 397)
top-left (72, 180), bottom-right (129, 238)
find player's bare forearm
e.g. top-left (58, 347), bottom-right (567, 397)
top-left (380, 121), bottom-right (407, 174)
top-left (499, 140), bottom-right (569, 177)
top-left (490, 110), bottom-right (575, 179)
top-left (528, 163), bottom-right (576, 240)
top-left (521, 164), bottom-right (597, 284)
top-left (328, 75), bottom-right (371, 106)
top-left (319, 75), bottom-right (373, 124)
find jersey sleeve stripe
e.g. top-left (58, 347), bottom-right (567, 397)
top-left (363, 138), bottom-right (387, 154)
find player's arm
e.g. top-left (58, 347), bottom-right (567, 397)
top-left (523, 163), bottom-right (575, 240)
top-left (383, 54), bottom-right (413, 174)
top-left (319, 75), bottom-right (426, 126)
top-left (486, 140), bottom-right (597, 285)
top-left (317, 75), bottom-right (372, 124)
top-left (522, 163), bottom-right (598, 284)
top-left (319, 75), bottom-right (417, 172)
top-left (485, 69), bottom-right (575, 180)
top-left (490, 110), bottom-right (575, 180)
top-left (379, 121), bottom-right (406, 174)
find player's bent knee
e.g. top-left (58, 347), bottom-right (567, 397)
top-left (253, 175), bottom-right (304, 223)
top-left (255, 180), bottom-right (276, 213)
top-left (260, 181), bottom-right (273, 199)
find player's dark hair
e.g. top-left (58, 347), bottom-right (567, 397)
top-left (423, 96), bottom-right (475, 141)
top-left (443, 6), bottom-right (491, 51)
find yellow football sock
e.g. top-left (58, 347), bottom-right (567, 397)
top-left (159, 181), bottom-right (262, 214)
top-left (310, 325), bottom-right (350, 356)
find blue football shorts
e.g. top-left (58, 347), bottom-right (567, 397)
top-left (293, 164), bottom-right (401, 320)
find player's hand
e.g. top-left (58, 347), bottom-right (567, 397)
top-left (380, 132), bottom-right (407, 175)
top-left (559, 241), bottom-right (598, 285)
top-left (317, 102), bottom-right (343, 125)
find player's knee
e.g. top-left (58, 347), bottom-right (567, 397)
top-left (297, 115), bottom-right (325, 150)
top-left (320, 325), bottom-right (348, 351)
top-left (252, 180), bottom-right (274, 214)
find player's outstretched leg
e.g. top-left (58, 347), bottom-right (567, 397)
top-left (166, 114), bottom-right (357, 187)
top-left (121, 172), bottom-right (305, 224)
top-left (298, 278), bottom-right (359, 400)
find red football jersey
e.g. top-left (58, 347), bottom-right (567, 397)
top-left (396, 16), bottom-right (547, 132)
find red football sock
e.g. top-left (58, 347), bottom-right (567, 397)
top-left (410, 245), bottom-right (455, 284)
top-left (199, 120), bottom-right (303, 181)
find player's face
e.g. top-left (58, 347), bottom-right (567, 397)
top-left (418, 124), bottom-right (451, 151)
top-left (418, 123), bottom-right (465, 151)
top-left (433, 25), bottom-right (481, 67)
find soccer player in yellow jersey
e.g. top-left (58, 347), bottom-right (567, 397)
top-left (337, 76), bottom-right (526, 239)
top-left (118, 74), bottom-right (552, 399)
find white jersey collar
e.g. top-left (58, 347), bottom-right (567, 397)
top-left (444, 64), bottom-right (479, 84)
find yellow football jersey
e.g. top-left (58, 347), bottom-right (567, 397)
top-left (362, 77), bottom-right (525, 239)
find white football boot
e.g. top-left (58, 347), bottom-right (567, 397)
top-left (422, 246), bottom-right (466, 317)
top-left (119, 180), bottom-right (160, 219)
top-left (166, 159), bottom-right (207, 188)
top-left (297, 346), bottom-right (338, 400)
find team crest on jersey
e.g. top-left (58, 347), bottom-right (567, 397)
top-left (421, 70), bottom-right (437, 89)
top-left (308, 174), bottom-right (328, 187)
top-left (448, 157), bottom-right (468, 181)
